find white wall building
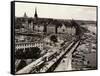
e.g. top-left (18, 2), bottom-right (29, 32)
top-left (57, 24), bottom-right (76, 35)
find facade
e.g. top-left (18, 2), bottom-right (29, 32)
top-left (47, 24), bottom-right (56, 34)
top-left (57, 23), bottom-right (76, 35)
top-left (28, 22), bottom-right (33, 32)
top-left (34, 24), bottom-right (44, 32)
top-left (15, 8), bottom-right (77, 35)
top-left (15, 42), bottom-right (44, 51)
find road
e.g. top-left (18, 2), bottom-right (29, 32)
top-left (54, 54), bottom-right (72, 71)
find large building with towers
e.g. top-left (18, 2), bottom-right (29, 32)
top-left (15, 8), bottom-right (76, 35)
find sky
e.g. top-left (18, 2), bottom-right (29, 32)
top-left (15, 2), bottom-right (97, 21)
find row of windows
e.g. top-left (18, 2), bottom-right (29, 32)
top-left (16, 45), bottom-right (43, 50)
top-left (16, 43), bottom-right (43, 49)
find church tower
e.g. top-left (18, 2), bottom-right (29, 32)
top-left (34, 8), bottom-right (38, 19)
top-left (33, 7), bottom-right (38, 31)
top-left (24, 12), bottom-right (27, 18)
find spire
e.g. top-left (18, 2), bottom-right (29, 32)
top-left (34, 7), bottom-right (38, 18)
top-left (24, 12), bottom-right (27, 18)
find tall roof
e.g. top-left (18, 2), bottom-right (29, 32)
top-left (24, 12), bottom-right (27, 18)
top-left (34, 7), bottom-right (38, 18)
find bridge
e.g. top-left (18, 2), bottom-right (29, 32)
top-left (16, 40), bottom-right (80, 74)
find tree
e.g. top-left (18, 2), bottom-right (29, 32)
top-left (43, 24), bottom-right (47, 34)
top-left (30, 47), bottom-right (41, 59)
top-left (16, 60), bottom-right (26, 71)
top-left (16, 47), bottom-right (41, 59)
top-left (15, 23), bottom-right (24, 29)
top-left (15, 49), bottom-right (25, 59)
top-left (70, 20), bottom-right (82, 35)
top-left (24, 47), bottom-right (41, 59)
top-left (53, 20), bottom-right (62, 34)
top-left (50, 35), bottom-right (58, 43)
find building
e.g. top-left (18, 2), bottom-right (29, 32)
top-left (57, 23), bottom-right (76, 35)
top-left (15, 8), bottom-right (78, 35)
top-left (47, 23), bottom-right (56, 34)
top-left (15, 41), bottom-right (44, 51)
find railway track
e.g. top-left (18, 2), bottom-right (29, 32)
top-left (40, 40), bottom-right (80, 72)
top-left (16, 40), bottom-right (80, 74)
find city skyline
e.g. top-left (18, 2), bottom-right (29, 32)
top-left (15, 2), bottom-right (97, 21)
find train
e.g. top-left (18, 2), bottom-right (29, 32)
top-left (30, 50), bottom-right (60, 73)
